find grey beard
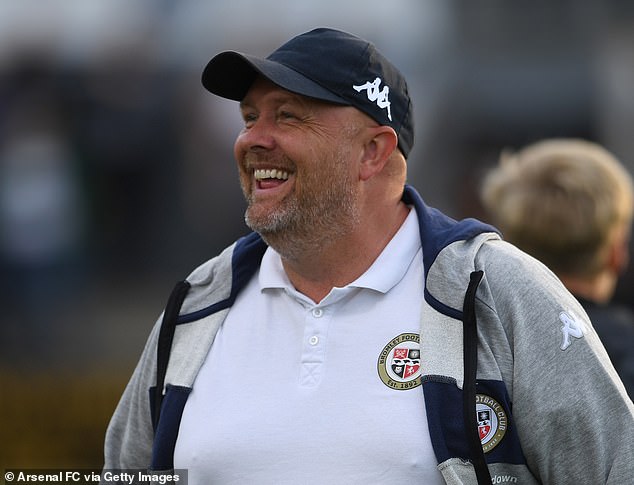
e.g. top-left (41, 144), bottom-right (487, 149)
top-left (245, 185), bottom-right (360, 262)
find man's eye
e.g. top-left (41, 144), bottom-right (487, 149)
top-left (242, 113), bottom-right (257, 125)
top-left (279, 111), bottom-right (298, 120)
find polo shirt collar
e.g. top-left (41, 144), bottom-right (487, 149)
top-left (259, 208), bottom-right (421, 296)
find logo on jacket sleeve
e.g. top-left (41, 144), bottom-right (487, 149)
top-left (476, 394), bottom-right (508, 453)
top-left (377, 333), bottom-right (421, 390)
top-left (559, 310), bottom-right (587, 350)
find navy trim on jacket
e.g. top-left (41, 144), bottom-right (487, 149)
top-left (149, 184), bottom-right (520, 476)
top-left (176, 232), bottom-right (268, 325)
top-left (401, 185), bottom-right (499, 320)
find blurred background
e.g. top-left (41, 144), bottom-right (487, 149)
top-left (1, 0), bottom-right (633, 468)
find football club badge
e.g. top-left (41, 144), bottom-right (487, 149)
top-left (478, 409), bottom-right (492, 440)
top-left (377, 333), bottom-right (422, 390)
top-left (476, 394), bottom-right (508, 453)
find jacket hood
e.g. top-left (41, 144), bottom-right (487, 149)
top-left (401, 185), bottom-right (500, 319)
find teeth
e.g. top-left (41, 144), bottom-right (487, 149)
top-left (254, 169), bottom-right (289, 181)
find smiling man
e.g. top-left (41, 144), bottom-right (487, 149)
top-left (103, 28), bottom-right (634, 485)
top-left (235, 76), bottom-right (408, 301)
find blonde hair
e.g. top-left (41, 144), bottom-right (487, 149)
top-left (481, 139), bottom-right (633, 276)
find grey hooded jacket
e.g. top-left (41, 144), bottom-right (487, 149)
top-left (104, 185), bottom-right (634, 484)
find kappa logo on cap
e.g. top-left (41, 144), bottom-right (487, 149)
top-left (353, 77), bottom-right (392, 121)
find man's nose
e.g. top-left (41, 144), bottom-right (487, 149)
top-left (237, 117), bottom-right (277, 152)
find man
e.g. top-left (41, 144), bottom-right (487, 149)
top-left (480, 138), bottom-right (634, 397)
top-left (104, 29), bottom-right (634, 484)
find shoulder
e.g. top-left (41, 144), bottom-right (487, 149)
top-left (473, 240), bottom-right (608, 366)
top-left (179, 232), bottom-right (267, 317)
top-left (474, 239), bottom-right (582, 320)
top-left (474, 239), bottom-right (575, 301)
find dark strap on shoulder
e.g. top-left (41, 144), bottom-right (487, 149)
top-left (462, 270), bottom-right (492, 484)
top-left (153, 280), bottom-right (191, 432)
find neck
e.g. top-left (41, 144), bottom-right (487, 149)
top-left (280, 200), bottom-right (410, 303)
top-left (559, 271), bottom-right (617, 305)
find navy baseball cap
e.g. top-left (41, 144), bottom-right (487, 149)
top-left (202, 27), bottom-right (414, 158)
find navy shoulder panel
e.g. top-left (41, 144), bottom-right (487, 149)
top-left (177, 232), bottom-right (267, 324)
top-left (402, 185), bottom-right (499, 276)
top-left (231, 231), bottom-right (268, 295)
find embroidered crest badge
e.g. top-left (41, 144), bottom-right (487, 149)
top-left (476, 394), bottom-right (508, 453)
top-left (377, 333), bottom-right (422, 390)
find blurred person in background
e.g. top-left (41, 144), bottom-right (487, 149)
top-left (481, 138), bottom-right (634, 397)
top-left (0, 76), bottom-right (85, 365)
top-left (104, 29), bottom-right (634, 484)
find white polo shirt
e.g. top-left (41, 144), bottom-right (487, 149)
top-left (174, 208), bottom-right (443, 484)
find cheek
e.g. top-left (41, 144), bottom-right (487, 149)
top-left (233, 135), bottom-right (245, 164)
top-left (234, 136), bottom-right (252, 178)
top-left (233, 155), bottom-right (250, 194)
top-left (236, 171), bottom-right (253, 201)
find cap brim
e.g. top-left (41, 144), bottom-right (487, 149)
top-left (202, 51), bottom-right (348, 105)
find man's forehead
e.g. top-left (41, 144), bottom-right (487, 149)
top-left (240, 78), bottom-right (302, 104)
top-left (240, 76), bottom-right (347, 111)
top-left (239, 75), bottom-right (378, 127)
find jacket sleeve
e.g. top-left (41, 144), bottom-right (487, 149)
top-left (477, 241), bottom-right (634, 484)
top-left (103, 317), bottom-right (162, 469)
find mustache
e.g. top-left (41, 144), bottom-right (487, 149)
top-left (243, 152), bottom-right (296, 172)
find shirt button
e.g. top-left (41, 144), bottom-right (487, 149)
top-left (309, 335), bottom-right (319, 346)
top-left (312, 308), bottom-right (324, 318)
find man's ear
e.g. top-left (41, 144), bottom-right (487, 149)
top-left (608, 226), bottom-right (631, 275)
top-left (358, 126), bottom-right (398, 181)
